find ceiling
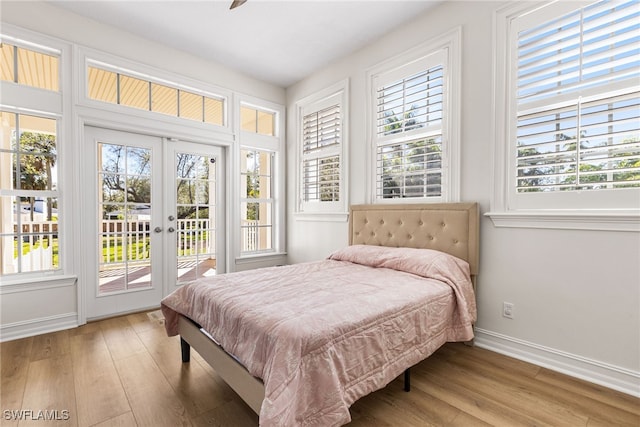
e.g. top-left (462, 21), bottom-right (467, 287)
top-left (47, 0), bottom-right (441, 88)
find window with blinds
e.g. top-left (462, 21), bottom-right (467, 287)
top-left (374, 62), bottom-right (445, 199)
top-left (301, 104), bottom-right (341, 203)
top-left (515, 0), bottom-right (640, 193)
top-left (377, 66), bottom-right (443, 137)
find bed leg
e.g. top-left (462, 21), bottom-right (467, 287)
top-left (181, 337), bottom-right (191, 363)
top-left (404, 368), bottom-right (411, 392)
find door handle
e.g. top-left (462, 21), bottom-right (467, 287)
top-left (154, 227), bottom-right (162, 233)
top-left (167, 227), bottom-right (175, 233)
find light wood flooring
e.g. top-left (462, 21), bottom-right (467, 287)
top-left (1, 310), bottom-right (638, 426)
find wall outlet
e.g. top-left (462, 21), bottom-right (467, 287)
top-left (503, 302), bottom-right (514, 319)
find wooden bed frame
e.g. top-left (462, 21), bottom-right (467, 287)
top-left (177, 202), bottom-right (479, 415)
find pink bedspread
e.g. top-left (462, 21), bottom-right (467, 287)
top-left (161, 245), bottom-right (476, 426)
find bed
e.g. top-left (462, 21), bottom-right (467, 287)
top-left (161, 202), bottom-right (479, 426)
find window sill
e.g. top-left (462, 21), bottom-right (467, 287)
top-left (485, 211), bottom-right (640, 232)
top-left (235, 252), bottom-right (288, 265)
top-left (293, 212), bottom-right (349, 222)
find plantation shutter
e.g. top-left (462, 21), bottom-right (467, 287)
top-left (515, 0), bottom-right (640, 192)
top-left (302, 104), bottom-right (341, 202)
top-left (373, 54), bottom-right (446, 199)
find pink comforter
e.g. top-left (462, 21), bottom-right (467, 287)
top-left (161, 245), bottom-right (476, 426)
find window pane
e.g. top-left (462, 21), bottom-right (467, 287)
top-left (204, 97), bottom-right (224, 126)
top-left (151, 83), bottom-right (177, 116)
top-left (1, 43), bottom-right (15, 82)
top-left (377, 137), bottom-right (442, 199)
top-left (377, 66), bottom-right (443, 136)
top-left (17, 115), bottom-right (58, 191)
top-left (0, 151), bottom-right (17, 190)
top-left (179, 91), bottom-right (203, 122)
top-left (1, 112), bottom-right (17, 190)
top-left (120, 75), bottom-right (149, 110)
top-left (241, 201), bottom-right (272, 252)
top-left (303, 105), bottom-right (340, 152)
top-left (16, 47), bottom-right (59, 91)
top-left (100, 143), bottom-right (125, 173)
top-left (241, 107), bottom-right (257, 132)
top-left (0, 195), bottom-right (59, 275)
top-left (88, 67), bottom-right (117, 104)
top-left (241, 150), bottom-right (272, 199)
top-left (257, 110), bottom-right (275, 136)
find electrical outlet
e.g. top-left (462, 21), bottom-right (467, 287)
top-left (503, 302), bottom-right (514, 319)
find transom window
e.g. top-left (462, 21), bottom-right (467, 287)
top-left (1, 41), bottom-right (59, 91)
top-left (240, 106), bottom-right (275, 136)
top-left (87, 65), bottom-right (225, 126)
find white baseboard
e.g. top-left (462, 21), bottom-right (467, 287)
top-left (474, 328), bottom-right (640, 398)
top-left (0, 312), bottom-right (78, 342)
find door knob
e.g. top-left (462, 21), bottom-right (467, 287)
top-left (168, 227), bottom-right (175, 233)
top-left (168, 215), bottom-right (175, 221)
top-left (154, 227), bottom-right (162, 233)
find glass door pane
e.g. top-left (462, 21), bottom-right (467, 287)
top-left (98, 142), bottom-right (153, 294)
top-left (175, 151), bottom-right (218, 285)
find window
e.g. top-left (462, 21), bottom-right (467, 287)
top-left (375, 65), bottom-right (444, 199)
top-left (87, 64), bottom-right (225, 126)
top-left (302, 103), bottom-right (340, 203)
top-left (0, 112), bottom-right (59, 275)
top-left (237, 97), bottom-right (284, 257)
top-left (516, 0), bottom-right (639, 194)
top-left (295, 80), bottom-right (348, 217)
top-left (368, 29), bottom-right (460, 203)
top-left (240, 106), bottom-right (275, 136)
top-left (490, 0), bottom-right (639, 229)
top-left (240, 149), bottom-right (273, 253)
top-left (1, 32), bottom-right (65, 278)
top-left (1, 41), bottom-right (59, 91)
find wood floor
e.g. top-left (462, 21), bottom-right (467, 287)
top-left (1, 310), bottom-right (638, 427)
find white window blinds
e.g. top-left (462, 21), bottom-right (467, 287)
top-left (374, 56), bottom-right (446, 200)
top-left (302, 104), bottom-right (341, 203)
top-left (515, 0), bottom-right (640, 192)
top-left (377, 66), bottom-right (443, 136)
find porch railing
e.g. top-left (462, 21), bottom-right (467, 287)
top-left (7, 218), bottom-right (260, 273)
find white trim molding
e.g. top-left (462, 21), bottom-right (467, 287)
top-left (0, 312), bottom-right (78, 342)
top-left (475, 328), bottom-right (640, 398)
top-left (485, 211), bottom-right (640, 232)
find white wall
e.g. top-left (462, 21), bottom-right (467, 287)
top-left (286, 0), bottom-right (640, 395)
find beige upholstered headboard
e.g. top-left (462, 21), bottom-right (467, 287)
top-left (349, 203), bottom-right (479, 276)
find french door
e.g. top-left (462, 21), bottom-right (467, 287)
top-left (165, 140), bottom-right (224, 291)
top-left (85, 127), bottom-right (224, 319)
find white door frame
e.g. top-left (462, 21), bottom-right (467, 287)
top-left (76, 111), bottom-right (233, 324)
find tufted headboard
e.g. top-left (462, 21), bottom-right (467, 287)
top-left (349, 203), bottom-right (479, 276)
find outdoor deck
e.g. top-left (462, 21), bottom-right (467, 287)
top-left (99, 258), bottom-right (217, 293)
